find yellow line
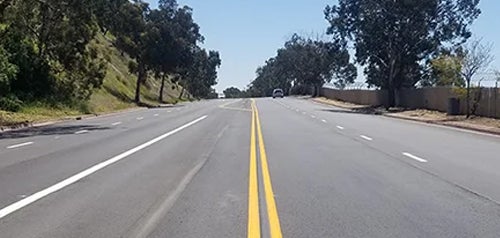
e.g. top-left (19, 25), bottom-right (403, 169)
top-left (247, 100), bottom-right (260, 238)
top-left (253, 100), bottom-right (283, 238)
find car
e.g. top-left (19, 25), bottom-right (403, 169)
top-left (272, 88), bottom-right (284, 98)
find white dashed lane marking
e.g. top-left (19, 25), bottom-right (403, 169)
top-left (6, 142), bottom-right (34, 149)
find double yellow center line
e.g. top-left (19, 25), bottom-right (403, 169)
top-left (248, 99), bottom-right (283, 238)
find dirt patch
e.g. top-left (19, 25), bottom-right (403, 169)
top-left (313, 97), bottom-right (372, 109)
top-left (313, 97), bottom-right (500, 135)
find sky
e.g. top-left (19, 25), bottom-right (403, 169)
top-left (147, 0), bottom-right (500, 92)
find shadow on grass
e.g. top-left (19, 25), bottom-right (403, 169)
top-left (0, 124), bottom-right (111, 140)
top-left (106, 87), bottom-right (134, 103)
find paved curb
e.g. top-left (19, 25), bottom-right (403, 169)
top-left (0, 107), bottom-right (147, 133)
top-left (312, 98), bottom-right (500, 136)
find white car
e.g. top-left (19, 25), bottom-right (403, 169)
top-left (272, 88), bottom-right (284, 98)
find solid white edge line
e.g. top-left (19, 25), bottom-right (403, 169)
top-left (360, 135), bottom-right (373, 141)
top-left (136, 117), bottom-right (144, 120)
top-left (403, 152), bottom-right (428, 163)
top-left (336, 126), bottom-right (344, 130)
top-left (6, 142), bottom-right (34, 149)
top-left (74, 130), bottom-right (89, 135)
top-left (111, 122), bottom-right (122, 126)
top-left (0, 115), bottom-right (207, 220)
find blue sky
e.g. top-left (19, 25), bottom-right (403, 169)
top-left (147, 1), bottom-right (500, 91)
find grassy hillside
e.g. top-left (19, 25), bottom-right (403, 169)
top-left (88, 34), bottom-right (185, 113)
top-left (0, 34), bottom-right (186, 127)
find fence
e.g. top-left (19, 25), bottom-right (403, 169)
top-left (320, 87), bottom-right (500, 119)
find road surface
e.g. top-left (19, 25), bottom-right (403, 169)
top-left (1, 98), bottom-right (500, 237)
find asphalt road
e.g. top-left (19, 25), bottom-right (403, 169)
top-left (1, 97), bottom-right (500, 237)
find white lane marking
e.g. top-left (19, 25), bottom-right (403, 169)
top-left (6, 142), bottom-right (34, 149)
top-left (403, 152), bottom-right (428, 163)
top-left (321, 119), bottom-right (327, 123)
top-left (74, 130), bottom-right (89, 135)
top-left (111, 122), bottom-right (122, 126)
top-left (336, 126), bottom-right (344, 130)
top-left (136, 117), bottom-right (144, 120)
top-left (167, 110), bottom-right (172, 113)
top-left (360, 135), bottom-right (373, 141)
top-left (310, 115), bottom-right (316, 119)
top-left (0, 115), bottom-right (207, 220)
top-left (154, 114), bottom-right (159, 117)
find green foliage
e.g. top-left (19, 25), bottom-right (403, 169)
top-left (325, 0), bottom-right (481, 106)
top-left (430, 54), bottom-right (464, 87)
top-left (223, 87), bottom-right (242, 98)
top-left (0, 0), bottom-right (220, 120)
top-left (249, 34), bottom-right (356, 97)
top-left (0, 0), bottom-right (107, 103)
top-left (0, 45), bottom-right (17, 94)
top-left (0, 94), bottom-right (22, 112)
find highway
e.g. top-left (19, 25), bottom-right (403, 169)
top-left (1, 98), bottom-right (500, 237)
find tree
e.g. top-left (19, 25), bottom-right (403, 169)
top-left (223, 87), bottom-right (242, 98)
top-left (459, 39), bottom-right (493, 118)
top-left (0, 45), bottom-right (17, 95)
top-left (250, 34), bottom-right (356, 97)
top-left (325, 0), bottom-right (481, 108)
top-left (430, 54), bottom-right (464, 87)
top-left (1, 0), bottom-right (107, 101)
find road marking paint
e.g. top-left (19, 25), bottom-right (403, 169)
top-left (248, 101), bottom-right (260, 238)
top-left (336, 126), bottom-right (344, 130)
top-left (74, 130), bottom-right (89, 135)
top-left (254, 101), bottom-right (283, 238)
top-left (154, 114), bottom-right (159, 117)
top-left (6, 142), bottom-right (34, 149)
top-left (167, 110), bottom-right (172, 113)
top-left (403, 152), bottom-right (428, 163)
top-left (0, 116), bottom-right (207, 220)
top-left (310, 115), bottom-right (316, 118)
top-left (111, 122), bottom-right (122, 126)
top-left (136, 117), bottom-right (144, 120)
top-left (321, 119), bottom-right (327, 123)
top-left (360, 135), bottom-right (373, 141)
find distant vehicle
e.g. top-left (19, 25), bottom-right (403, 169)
top-left (272, 88), bottom-right (284, 98)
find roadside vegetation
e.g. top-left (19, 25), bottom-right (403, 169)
top-left (0, 0), bottom-right (221, 126)
top-left (233, 0), bottom-right (495, 119)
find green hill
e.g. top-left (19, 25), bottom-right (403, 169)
top-left (0, 34), bottom-right (186, 127)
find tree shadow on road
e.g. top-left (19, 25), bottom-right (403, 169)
top-left (319, 106), bottom-right (386, 115)
top-left (0, 124), bottom-right (112, 140)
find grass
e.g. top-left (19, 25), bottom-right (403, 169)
top-left (0, 33), bottom-right (187, 127)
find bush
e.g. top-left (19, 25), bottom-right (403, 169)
top-left (0, 95), bottom-right (23, 112)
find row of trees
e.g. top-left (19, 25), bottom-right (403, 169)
top-left (246, 34), bottom-right (357, 97)
top-left (0, 0), bottom-right (221, 111)
top-left (247, 0), bottom-right (483, 112)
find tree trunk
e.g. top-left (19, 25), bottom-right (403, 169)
top-left (466, 79), bottom-right (471, 118)
top-left (159, 75), bottom-right (166, 103)
top-left (135, 61), bottom-right (145, 104)
top-left (178, 87), bottom-right (185, 100)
